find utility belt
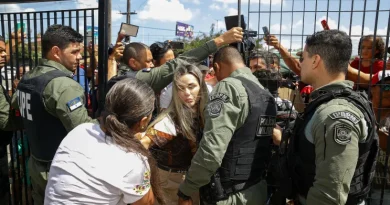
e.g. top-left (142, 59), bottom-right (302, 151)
top-left (199, 171), bottom-right (263, 204)
top-left (157, 164), bottom-right (188, 174)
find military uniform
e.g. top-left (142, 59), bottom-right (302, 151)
top-left (179, 67), bottom-right (277, 205)
top-left (12, 59), bottom-right (96, 205)
top-left (118, 40), bottom-right (218, 93)
top-left (0, 85), bottom-right (22, 204)
top-left (284, 81), bottom-right (378, 205)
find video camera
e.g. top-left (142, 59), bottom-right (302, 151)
top-left (225, 15), bottom-right (257, 64)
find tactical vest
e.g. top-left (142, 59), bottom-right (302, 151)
top-left (219, 76), bottom-right (277, 190)
top-left (17, 70), bottom-right (71, 161)
top-left (150, 133), bottom-right (194, 169)
top-left (288, 88), bottom-right (379, 204)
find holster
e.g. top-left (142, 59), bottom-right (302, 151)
top-left (199, 172), bottom-right (228, 204)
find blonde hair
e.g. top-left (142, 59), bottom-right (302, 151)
top-left (149, 60), bottom-right (208, 142)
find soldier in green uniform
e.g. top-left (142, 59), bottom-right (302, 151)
top-left (274, 30), bottom-right (378, 205)
top-left (177, 46), bottom-right (277, 205)
top-left (10, 25), bottom-right (95, 205)
top-left (0, 35), bottom-right (23, 205)
top-left (114, 27), bottom-right (245, 94)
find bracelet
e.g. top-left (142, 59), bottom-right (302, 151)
top-left (177, 190), bottom-right (191, 200)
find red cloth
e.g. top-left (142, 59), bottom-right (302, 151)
top-left (350, 57), bottom-right (384, 74)
top-left (300, 85), bottom-right (313, 96)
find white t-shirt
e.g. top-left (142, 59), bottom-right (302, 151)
top-left (160, 82), bottom-right (213, 109)
top-left (45, 123), bottom-right (150, 205)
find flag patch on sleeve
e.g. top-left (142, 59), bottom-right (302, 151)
top-left (66, 97), bottom-right (83, 112)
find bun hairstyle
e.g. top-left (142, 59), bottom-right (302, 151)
top-left (103, 78), bottom-right (165, 204)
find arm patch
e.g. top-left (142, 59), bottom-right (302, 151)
top-left (334, 124), bottom-right (352, 145)
top-left (329, 111), bottom-right (360, 124)
top-left (66, 97), bottom-right (83, 112)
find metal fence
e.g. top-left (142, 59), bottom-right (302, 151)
top-left (245, 0), bottom-right (390, 204)
top-left (0, 8), bottom-right (100, 205)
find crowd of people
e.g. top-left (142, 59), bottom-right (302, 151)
top-left (0, 20), bottom-right (389, 205)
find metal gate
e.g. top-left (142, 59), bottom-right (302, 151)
top-left (0, 7), bottom-right (102, 205)
top-left (245, 0), bottom-right (389, 204)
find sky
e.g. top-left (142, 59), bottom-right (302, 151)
top-left (0, 0), bottom-right (389, 55)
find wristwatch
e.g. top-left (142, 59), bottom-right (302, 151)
top-left (177, 190), bottom-right (191, 200)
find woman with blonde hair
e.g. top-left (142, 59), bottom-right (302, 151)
top-left (140, 61), bottom-right (208, 204)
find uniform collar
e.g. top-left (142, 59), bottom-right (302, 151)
top-left (118, 64), bottom-right (139, 75)
top-left (229, 67), bottom-right (252, 78)
top-left (39, 58), bottom-right (73, 77)
top-left (310, 80), bottom-right (354, 100)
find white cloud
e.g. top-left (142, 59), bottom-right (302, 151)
top-left (139, 0), bottom-right (193, 22)
top-left (182, 0), bottom-right (201, 4)
top-left (214, 0), bottom-right (283, 5)
top-left (24, 8), bottom-right (36, 12)
top-left (76, 0), bottom-right (98, 9)
top-left (227, 8), bottom-right (238, 16)
top-left (209, 3), bottom-right (221, 10)
top-left (215, 21), bottom-right (226, 31)
top-left (111, 10), bottom-right (123, 22)
top-left (292, 20), bottom-right (303, 29)
top-left (0, 4), bottom-right (22, 13)
top-left (270, 24), bottom-right (288, 33)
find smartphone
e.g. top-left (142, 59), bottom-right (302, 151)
top-left (120, 23), bottom-right (139, 37)
top-left (170, 41), bottom-right (184, 50)
top-left (321, 20), bottom-right (330, 30)
top-left (262, 26), bottom-right (270, 36)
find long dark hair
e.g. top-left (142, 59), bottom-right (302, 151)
top-left (102, 78), bottom-right (165, 205)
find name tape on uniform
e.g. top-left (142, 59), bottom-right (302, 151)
top-left (67, 97), bottom-right (83, 112)
top-left (329, 111), bottom-right (360, 124)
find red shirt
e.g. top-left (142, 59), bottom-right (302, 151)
top-left (350, 57), bottom-right (384, 74)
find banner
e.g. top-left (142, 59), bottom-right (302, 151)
top-left (175, 22), bottom-right (194, 38)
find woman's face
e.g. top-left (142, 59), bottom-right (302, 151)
top-left (176, 73), bottom-right (201, 108)
top-left (158, 49), bottom-right (175, 66)
top-left (361, 39), bottom-right (378, 60)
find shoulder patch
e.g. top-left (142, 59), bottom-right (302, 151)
top-left (334, 124), bottom-right (352, 145)
top-left (207, 100), bottom-right (224, 117)
top-left (207, 93), bottom-right (230, 117)
top-left (329, 111), bottom-right (360, 124)
top-left (66, 97), bottom-right (83, 112)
